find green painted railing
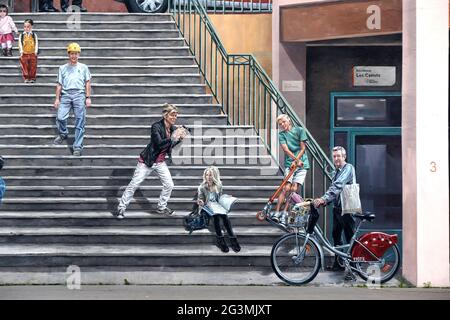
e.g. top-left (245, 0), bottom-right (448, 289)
top-left (170, 0), bottom-right (335, 234)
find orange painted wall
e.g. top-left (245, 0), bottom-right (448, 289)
top-left (80, 0), bottom-right (127, 12)
top-left (209, 13), bottom-right (272, 76)
top-left (12, 0), bottom-right (31, 12)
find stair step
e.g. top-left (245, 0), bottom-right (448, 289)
top-left (0, 83), bottom-right (206, 95)
top-left (13, 47), bottom-right (190, 57)
top-left (0, 103), bottom-right (220, 115)
top-left (0, 64), bottom-right (198, 71)
top-left (1, 145), bottom-right (267, 156)
top-left (18, 38), bottom-right (186, 47)
top-left (0, 74), bottom-right (203, 84)
top-left (0, 114), bottom-right (226, 126)
top-left (21, 38), bottom-right (186, 47)
top-left (2, 175), bottom-right (281, 186)
top-left (15, 21), bottom-right (177, 30)
top-left (0, 266), bottom-right (285, 286)
top-left (10, 13), bottom-right (173, 22)
top-left (0, 65), bottom-right (199, 74)
top-left (0, 244), bottom-right (273, 267)
top-left (15, 30), bottom-right (181, 38)
top-left (0, 210), bottom-right (265, 218)
top-left (0, 154), bottom-right (274, 166)
top-left (0, 165), bottom-right (281, 177)
top-left (0, 124), bottom-right (256, 136)
top-left (0, 210), bottom-right (270, 222)
top-left (0, 212), bottom-right (273, 229)
top-left (0, 210), bottom-right (273, 228)
top-left (0, 197), bottom-right (270, 211)
top-left (0, 94), bottom-right (213, 105)
top-left (0, 133), bottom-right (261, 144)
top-left (0, 226), bottom-right (283, 245)
top-left (3, 184), bottom-right (276, 198)
top-left (0, 243), bottom-right (271, 255)
top-left (0, 56), bottom-right (196, 66)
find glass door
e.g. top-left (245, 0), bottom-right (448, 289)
top-left (350, 133), bottom-right (402, 231)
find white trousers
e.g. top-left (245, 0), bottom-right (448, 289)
top-left (118, 161), bottom-right (174, 211)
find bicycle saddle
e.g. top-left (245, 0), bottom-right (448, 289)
top-left (353, 212), bottom-right (376, 221)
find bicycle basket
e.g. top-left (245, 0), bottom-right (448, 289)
top-left (287, 198), bottom-right (312, 228)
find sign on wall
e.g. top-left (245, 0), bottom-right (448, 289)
top-left (352, 66), bottom-right (396, 86)
top-left (282, 80), bottom-right (304, 92)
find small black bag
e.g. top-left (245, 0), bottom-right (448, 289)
top-left (184, 195), bottom-right (210, 234)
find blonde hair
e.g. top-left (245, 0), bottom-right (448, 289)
top-left (202, 166), bottom-right (222, 193)
top-left (162, 103), bottom-right (178, 116)
top-left (276, 114), bottom-right (291, 124)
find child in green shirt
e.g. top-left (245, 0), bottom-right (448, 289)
top-left (271, 114), bottom-right (310, 224)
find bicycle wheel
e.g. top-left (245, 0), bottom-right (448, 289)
top-left (353, 244), bottom-right (401, 284)
top-left (271, 233), bottom-right (321, 285)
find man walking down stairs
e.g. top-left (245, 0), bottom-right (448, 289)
top-left (53, 42), bottom-right (91, 157)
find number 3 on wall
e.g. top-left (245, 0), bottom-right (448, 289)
top-left (430, 161), bottom-right (437, 172)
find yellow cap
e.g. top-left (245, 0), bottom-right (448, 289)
top-left (67, 42), bottom-right (81, 53)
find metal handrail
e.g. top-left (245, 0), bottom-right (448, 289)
top-left (170, 0), bottom-right (334, 234)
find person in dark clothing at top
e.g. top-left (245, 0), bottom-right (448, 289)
top-left (115, 103), bottom-right (187, 219)
top-left (61, 0), bottom-right (88, 12)
top-left (39, 0), bottom-right (60, 12)
top-left (40, 1), bottom-right (87, 12)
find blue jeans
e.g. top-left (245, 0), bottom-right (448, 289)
top-left (0, 177), bottom-right (5, 204)
top-left (118, 162), bottom-right (174, 211)
top-left (56, 90), bottom-right (86, 151)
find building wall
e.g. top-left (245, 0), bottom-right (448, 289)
top-left (273, 0), bottom-right (331, 124)
top-left (81, 0), bottom-right (128, 12)
top-left (306, 45), bottom-right (402, 152)
top-left (10, 0), bottom-right (30, 12)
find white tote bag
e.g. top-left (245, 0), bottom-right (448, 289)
top-left (340, 165), bottom-right (362, 214)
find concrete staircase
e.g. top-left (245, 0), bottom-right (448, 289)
top-left (0, 13), bottom-right (284, 284)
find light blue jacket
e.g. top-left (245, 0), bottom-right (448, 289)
top-left (321, 163), bottom-right (355, 208)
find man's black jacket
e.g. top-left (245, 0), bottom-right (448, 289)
top-left (140, 118), bottom-right (181, 167)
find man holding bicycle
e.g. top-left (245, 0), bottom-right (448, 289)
top-left (312, 146), bottom-right (356, 273)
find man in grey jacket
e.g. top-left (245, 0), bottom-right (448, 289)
top-left (312, 146), bottom-right (356, 271)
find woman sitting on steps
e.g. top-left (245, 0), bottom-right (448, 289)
top-left (196, 166), bottom-right (241, 253)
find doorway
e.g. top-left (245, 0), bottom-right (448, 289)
top-left (330, 92), bottom-right (402, 239)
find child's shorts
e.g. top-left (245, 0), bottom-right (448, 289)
top-left (0, 33), bottom-right (14, 43)
top-left (284, 167), bottom-right (307, 185)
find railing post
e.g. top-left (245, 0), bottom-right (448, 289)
top-left (226, 56), bottom-right (230, 121)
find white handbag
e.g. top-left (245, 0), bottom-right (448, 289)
top-left (340, 165), bottom-right (362, 214)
